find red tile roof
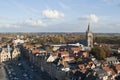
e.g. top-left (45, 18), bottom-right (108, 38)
top-left (102, 66), bottom-right (116, 75)
top-left (60, 51), bottom-right (69, 57)
top-left (71, 47), bottom-right (82, 53)
top-left (32, 49), bottom-right (40, 54)
top-left (26, 45), bottom-right (33, 49)
top-left (115, 64), bottom-right (120, 71)
top-left (62, 56), bottom-right (75, 61)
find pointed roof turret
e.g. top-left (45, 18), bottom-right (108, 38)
top-left (87, 23), bottom-right (91, 33)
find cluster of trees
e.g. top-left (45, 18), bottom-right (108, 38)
top-left (23, 33), bottom-right (86, 44)
top-left (90, 47), bottom-right (112, 60)
top-left (95, 36), bottom-right (120, 45)
top-left (31, 35), bottom-right (66, 44)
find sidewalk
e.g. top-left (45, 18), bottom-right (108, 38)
top-left (0, 64), bottom-right (9, 80)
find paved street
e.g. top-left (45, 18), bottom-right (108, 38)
top-left (0, 64), bottom-right (8, 80)
top-left (20, 46), bottom-right (51, 80)
top-left (0, 45), bottom-right (50, 80)
top-left (4, 55), bottom-right (43, 80)
top-left (20, 46), bottom-right (44, 80)
top-left (2, 46), bottom-right (44, 80)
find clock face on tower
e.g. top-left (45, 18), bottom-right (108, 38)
top-left (88, 35), bottom-right (91, 38)
top-left (88, 34), bottom-right (92, 40)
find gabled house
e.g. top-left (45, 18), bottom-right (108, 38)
top-left (71, 46), bottom-right (82, 54)
top-left (106, 57), bottom-right (119, 65)
top-left (94, 68), bottom-right (108, 80)
top-left (60, 51), bottom-right (69, 57)
top-left (12, 47), bottom-right (20, 59)
top-left (47, 55), bottom-right (57, 62)
top-left (102, 65), bottom-right (117, 79)
top-left (82, 51), bottom-right (89, 58)
top-left (115, 64), bottom-right (120, 73)
top-left (0, 48), bottom-right (10, 62)
top-left (0, 45), bottom-right (20, 62)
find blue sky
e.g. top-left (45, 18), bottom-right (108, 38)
top-left (0, 0), bottom-right (120, 33)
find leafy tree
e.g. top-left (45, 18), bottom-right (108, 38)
top-left (103, 47), bottom-right (113, 57)
top-left (100, 47), bottom-right (106, 59)
top-left (90, 47), bottom-right (107, 60)
top-left (95, 36), bottom-right (120, 45)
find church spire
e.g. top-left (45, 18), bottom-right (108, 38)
top-left (87, 23), bottom-right (90, 32)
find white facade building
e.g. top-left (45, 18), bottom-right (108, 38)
top-left (0, 45), bottom-right (20, 62)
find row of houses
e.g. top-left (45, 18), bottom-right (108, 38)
top-left (22, 43), bottom-right (91, 80)
top-left (22, 43), bottom-right (120, 80)
top-left (0, 44), bottom-right (20, 63)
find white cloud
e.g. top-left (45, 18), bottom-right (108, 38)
top-left (0, 19), bottom-right (46, 28)
top-left (0, 23), bottom-right (20, 28)
top-left (24, 19), bottom-right (46, 26)
top-left (88, 14), bottom-right (99, 23)
top-left (42, 9), bottom-right (64, 19)
top-left (79, 14), bottom-right (99, 23)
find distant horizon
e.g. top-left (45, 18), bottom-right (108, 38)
top-left (0, 31), bottom-right (120, 34)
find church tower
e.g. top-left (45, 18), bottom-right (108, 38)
top-left (86, 23), bottom-right (93, 48)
